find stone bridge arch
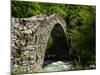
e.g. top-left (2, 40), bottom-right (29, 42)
top-left (44, 23), bottom-right (69, 61)
top-left (11, 14), bottom-right (68, 73)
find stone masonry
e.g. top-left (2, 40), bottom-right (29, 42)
top-left (11, 14), bottom-right (67, 73)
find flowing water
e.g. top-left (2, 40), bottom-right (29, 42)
top-left (43, 60), bottom-right (72, 72)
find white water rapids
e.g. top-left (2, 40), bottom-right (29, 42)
top-left (43, 60), bottom-right (72, 72)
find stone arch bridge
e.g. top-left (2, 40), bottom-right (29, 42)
top-left (11, 14), bottom-right (69, 73)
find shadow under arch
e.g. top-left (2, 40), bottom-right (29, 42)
top-left (44, 23), bottom-right (69, 65)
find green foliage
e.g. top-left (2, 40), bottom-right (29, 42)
top-left (67, 5), bottom-right (96, 63)
top-left (11, 1), bottom-right (67, 18)
top-left (46, 36), bottom-right (54, 54)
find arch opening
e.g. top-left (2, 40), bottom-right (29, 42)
top-left (43, 23), bottom-right (69, 66)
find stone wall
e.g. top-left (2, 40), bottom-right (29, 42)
top-left (11, 14), bottom-right (67, 73)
